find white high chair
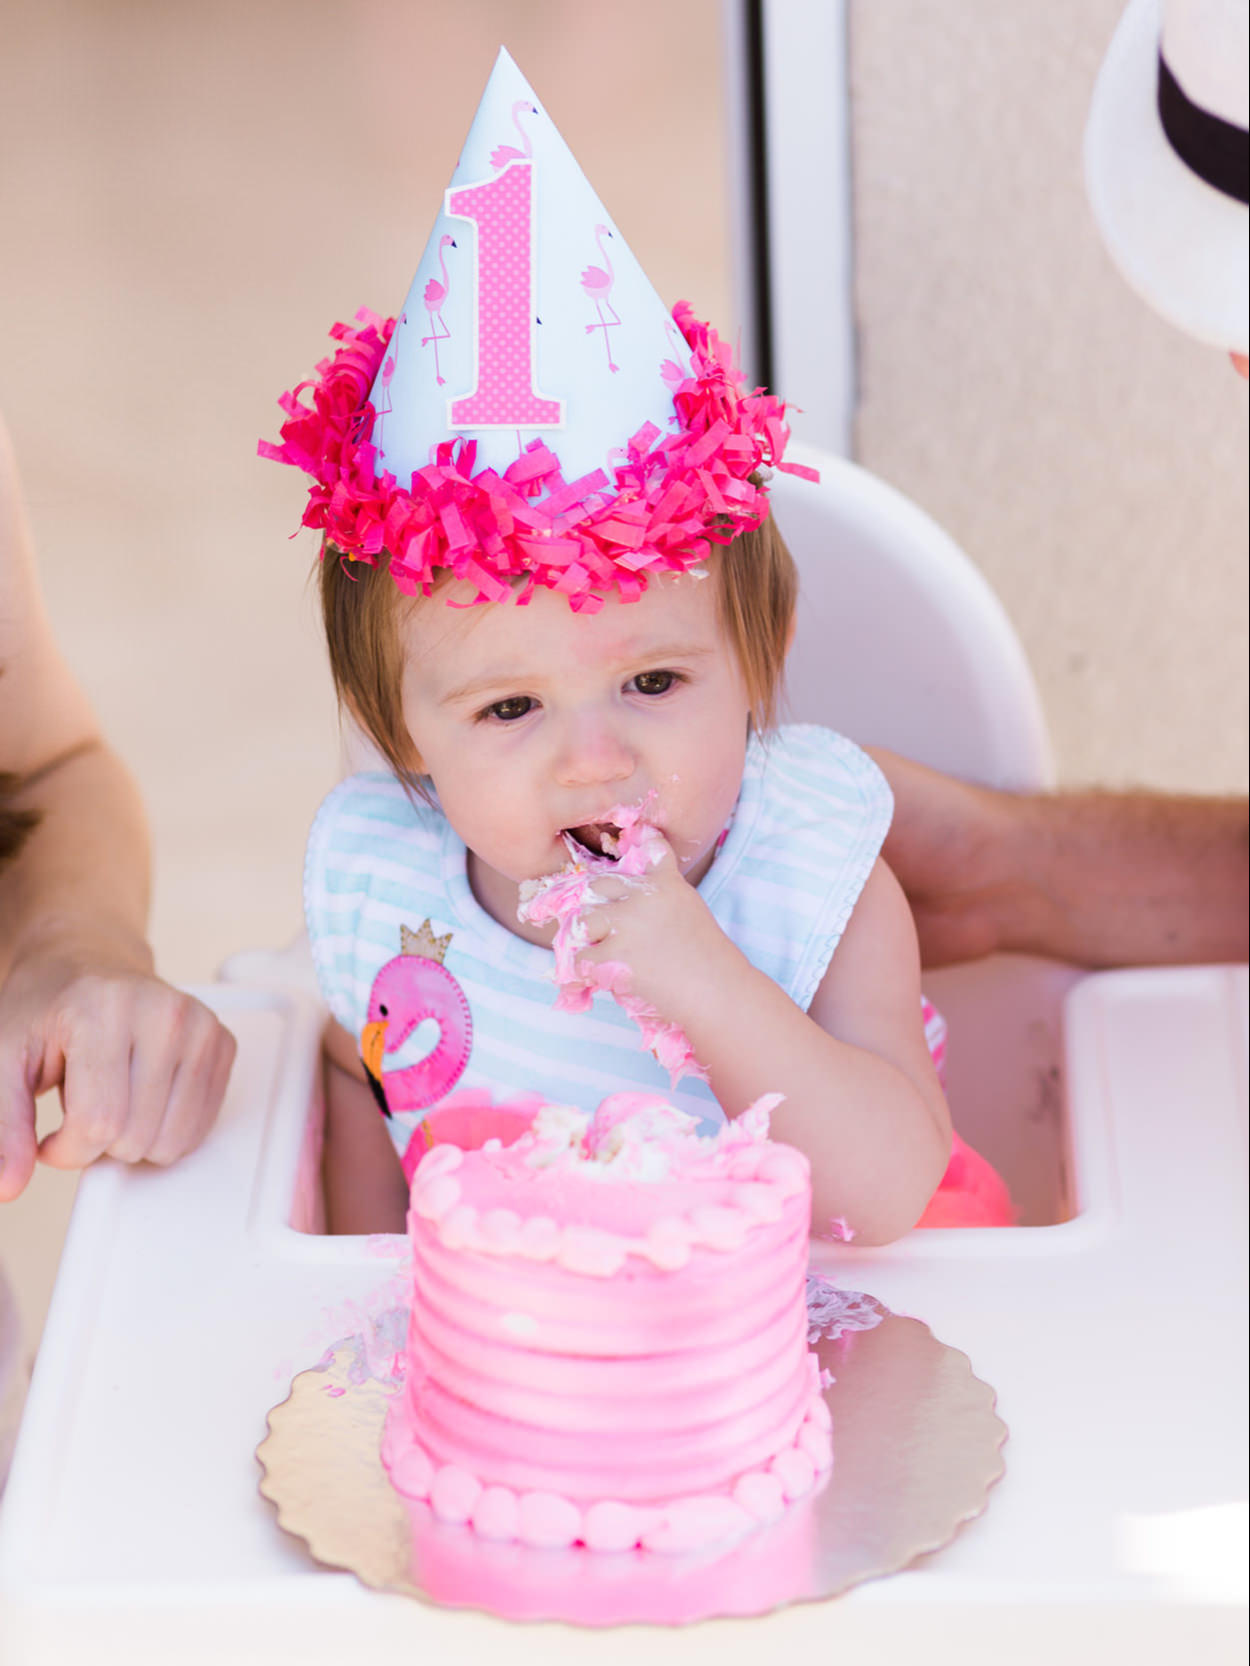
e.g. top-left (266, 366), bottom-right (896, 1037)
top-left (777, 444), bottom-right (1077, 1230)
top-left (1, 452), bottom-right (1245, 1666)
top-left (777, 442), bottom-right (1054, 791)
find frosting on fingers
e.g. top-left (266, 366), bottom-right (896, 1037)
top-left (517, 799), bottom-right (707, 1084)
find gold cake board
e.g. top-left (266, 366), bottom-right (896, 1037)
top-left (257, 1296), bottom-right (1007, 1626)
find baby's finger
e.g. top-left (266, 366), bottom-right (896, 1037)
top-left (580, 911), bottom-right (614, 948)
top-left (145, 1007), bottom-right (236, 1167)
top-left (644, 825), bottom-right (683, 872)
top-left (585, 873), bottom-right (635, 906)
top-left (573, 953), bottom-right (632, 997)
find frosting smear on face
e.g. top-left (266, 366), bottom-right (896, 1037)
top-left (381, 1092), bottom-right (832, 1555)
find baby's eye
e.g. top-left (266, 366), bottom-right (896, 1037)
top-left (479, 695), bottom-right (537, 723)
top-left (630, 670), bottom-right (681, 696)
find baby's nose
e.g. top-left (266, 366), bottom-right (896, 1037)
top-left (553, 714), bottom-right (636, 788)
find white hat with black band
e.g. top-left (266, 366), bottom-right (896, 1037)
top-left (1085, 0), bottom-right (1248, 354)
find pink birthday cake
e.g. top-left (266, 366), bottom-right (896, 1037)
top-left (380, 1093), bottom-right (832, 1554)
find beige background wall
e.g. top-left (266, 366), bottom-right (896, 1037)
top-left (0, 2), bottom-right (1245, 1349)
top-left (850, 0), bottom-right (1248, 793)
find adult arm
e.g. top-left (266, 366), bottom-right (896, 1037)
top-left (872, 748), bottom-right (1249, 969)
top-left (0, 415), bottom-right (236, 1200)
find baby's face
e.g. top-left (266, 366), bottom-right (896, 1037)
top-left (398, 572), bottom-right (752, 926)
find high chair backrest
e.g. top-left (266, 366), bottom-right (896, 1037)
top-left (773, 445), bottom-right (1054, 791)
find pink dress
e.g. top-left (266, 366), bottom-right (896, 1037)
top-left (915, 997), bottom-right (1015, 1228)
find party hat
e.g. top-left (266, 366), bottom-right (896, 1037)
top-left (261, 48), bottom-right (812, 612)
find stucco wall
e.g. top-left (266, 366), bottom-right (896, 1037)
top-left (849, 0), bottom-right (1248, 791)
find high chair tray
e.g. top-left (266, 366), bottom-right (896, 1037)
top-left (0, 967), bottom-right (1245, 1665)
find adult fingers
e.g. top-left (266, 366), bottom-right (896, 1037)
top-left (36, 984), bottom-right (235, 1174)
top-left (107, 986), bottom-right (209, 1164)
top-left (145, 1007), bottom-right (236, 1167)
top-left (106, 1019), bottom-right (179, 1164)
top-left (0, 1032), bottom-right (40, 1201)
top-left (36, 982), bottom-right (133, 1170)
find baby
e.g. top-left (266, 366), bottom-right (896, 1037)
top-left (268, 50), bottom-right (957, 1244)
top-left (309, 516), bottom-right (950, 1242)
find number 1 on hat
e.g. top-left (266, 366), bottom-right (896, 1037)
top-left (447, 162), bottom-right (564, 430)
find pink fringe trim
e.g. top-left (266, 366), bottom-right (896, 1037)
top-left (258, 302), bottom-right (816, 610)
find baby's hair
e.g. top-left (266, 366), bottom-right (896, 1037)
top-left (713, 515), bottom-right (798, 731)
top-left (319, 516), bottom-right (798, 794)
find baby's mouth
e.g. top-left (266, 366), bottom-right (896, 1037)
top-left (563, 821), bottom-right (622, 860)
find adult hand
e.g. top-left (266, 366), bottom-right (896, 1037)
top-left (872, 747), bottom-right (1250, 970)
top-left (0, 930), bottom-right (236, 1202)
top-left (871, 750), bottom-right (1015, 967)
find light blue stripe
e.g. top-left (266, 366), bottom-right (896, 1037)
top-left (305, 724), bottom-right (890, 1117)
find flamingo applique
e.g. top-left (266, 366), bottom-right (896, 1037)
top-left (359, 921), bottom-right (472, 1134)
top-left (490, 100), bottom-right (539, 169)
top-left (421, 236), bottom-right (456, 386)
top-left (581, 224), bottom-right (621, 373)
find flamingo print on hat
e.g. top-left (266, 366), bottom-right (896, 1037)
top-left (374, 348), bottom-right (398, 444)
top-left (421, 235), bottom-right (456, 386)
top-left (661, 316), bottom-right (691, 392)
top-left (581, 224), bottom-right (621, 373)
top-left (372, 310), bottom-right (408, 444)
top-left (357, 47), bottom-right (698, 488)
top-left (490, 99), bottom-right (538, 168)
top-left (265, 47), bottom-right (809, 609)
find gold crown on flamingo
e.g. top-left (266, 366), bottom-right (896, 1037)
top-left (260, 47), bottom-right (816, 615)
top-left (401, 920), bottom-right (453, 965)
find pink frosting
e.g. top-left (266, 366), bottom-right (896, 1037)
top-left (400, 1450), bottom-right (820, 1624)
top-left (259, 303), bottom-right (819, 618)
top-left (516, 800), bottom-right (708, 1086)
top-left (382, 1096), bottom-right (832, 1554)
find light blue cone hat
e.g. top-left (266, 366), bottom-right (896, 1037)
top-left (262, 47), bottom-right (807, 611)
top-left (373, 48), bottom-right (693, 490)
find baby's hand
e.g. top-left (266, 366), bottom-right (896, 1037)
top-left (519, 820), bottom-right (741, 1084)
top-left (0, 937), bottom-right (236, 1202)
top-left (572, 832), bottom-right (731, 1017)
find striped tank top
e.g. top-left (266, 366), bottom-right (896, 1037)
top-left (304, 724), bottom-right (894, 1172)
